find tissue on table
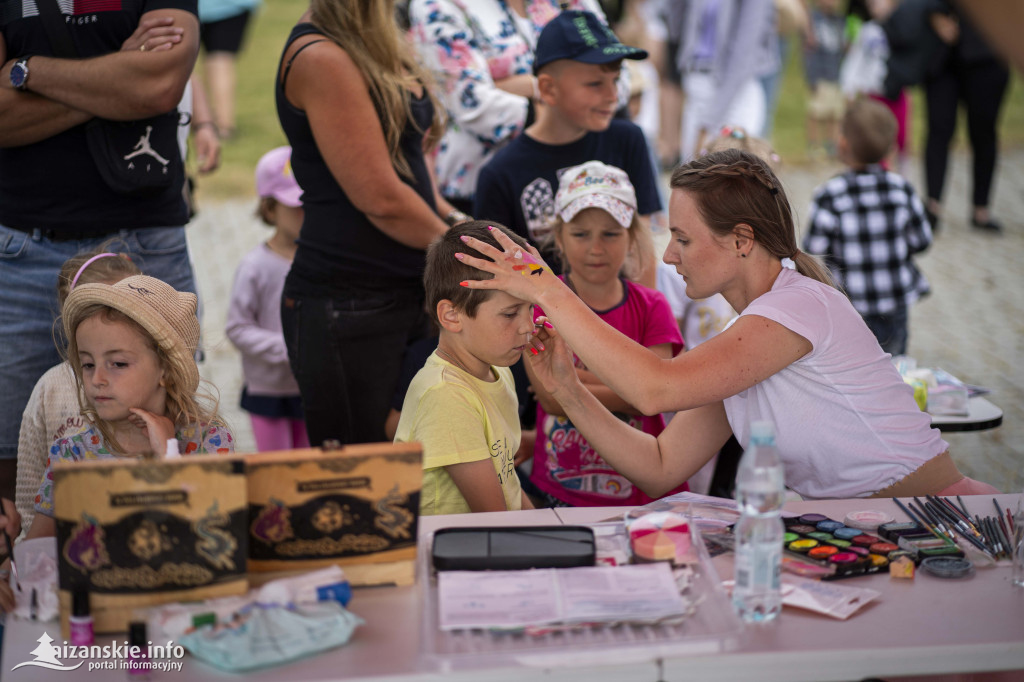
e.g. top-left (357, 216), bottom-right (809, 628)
top-left (179, 600), bottom-right (363, 672)
top-left (148, 565), bottom-right (351, 640)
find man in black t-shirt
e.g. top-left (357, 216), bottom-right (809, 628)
top-left (0, 0), bottom-right (200, 498)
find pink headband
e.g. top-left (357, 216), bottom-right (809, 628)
top-left (70, 253), bottom-right (122, 290)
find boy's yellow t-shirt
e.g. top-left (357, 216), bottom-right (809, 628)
top-left (394, 352), bottom-right (522, 516)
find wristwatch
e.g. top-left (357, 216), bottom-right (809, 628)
top-left (9, 57), bottom-right (30, 91)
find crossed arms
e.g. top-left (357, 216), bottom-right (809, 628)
top-left (0, 10), bottom-right (198, 147)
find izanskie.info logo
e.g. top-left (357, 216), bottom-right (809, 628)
top-left (11, 631), bottom-right (185, 673)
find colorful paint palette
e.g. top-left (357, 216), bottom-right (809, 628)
top-left (781, 514), bottom-right (911, 580)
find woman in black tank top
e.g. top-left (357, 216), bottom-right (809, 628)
top-left (275, 1), bottom-right (449, 448)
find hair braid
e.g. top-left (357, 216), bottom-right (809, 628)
top-left (670, 149), bottom-right (834, 287)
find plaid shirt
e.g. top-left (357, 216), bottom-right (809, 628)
top-left (804, 165), bottom-right (932, 316)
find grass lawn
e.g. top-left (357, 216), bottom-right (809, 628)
top-left (191, 2), bottom-right (1023, 203)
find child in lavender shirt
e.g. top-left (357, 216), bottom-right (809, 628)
top-left (226, 147), bottom-right (309, 451)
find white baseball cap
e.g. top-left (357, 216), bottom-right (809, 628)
top-left (555, 161), bottom-right (637, 228)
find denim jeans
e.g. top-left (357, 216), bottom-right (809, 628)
top-left (281, 289), bottom-right (430, 448)
top-left (863, 306), bottom-right (909, 357)
top-left (0, 225), bottom-right (196, 460)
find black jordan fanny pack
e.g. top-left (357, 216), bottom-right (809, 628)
top-left (36, 0), bottom-right (186, 196)
top-left (84, 114), bottom-right (184, 195)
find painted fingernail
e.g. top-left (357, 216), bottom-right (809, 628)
top-left (487, 225), bottom-right (495, 230)
top-left (538, 344), bottom-right (545, 351)
top-left (459, 281), bottom-right (469, 287)
top-left (544, 321), bottom-right (554, 329)
top-left (454, 253), bottom-right (465, 260)
top-left (530, 348), bottom-right (538, 355)
top-left (459, 235), bottom-right (470, 242)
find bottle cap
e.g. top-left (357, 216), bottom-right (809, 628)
top-left (749, 420), bottom-right (775, 444)
top-left (72, 589), bottom-right (90, 617)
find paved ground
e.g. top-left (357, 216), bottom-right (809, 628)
top-left (187, 148), bottom-right (1024, 494)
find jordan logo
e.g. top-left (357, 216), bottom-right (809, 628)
top-left (123, 126), bottom-right (170, 166)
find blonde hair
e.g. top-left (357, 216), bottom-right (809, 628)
top-left (670, 149), bottom-right (835, 287)
top-left (704, 127), bottom-right (782, 173)
top-left (548, 210), bottom-right (652, 284)
top-left (310, 0), bottom-right (443, 178)
top-left (57, 245), bottom-right (141, 306)
top-left (64, 305), bottom-right (223, 456)
top-left (842, 97), bottom-right (897, 165)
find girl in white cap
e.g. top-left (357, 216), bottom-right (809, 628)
top-left (24, 275), bottom-right (234, 541)
top-left (523, 161), bottom-right (685, 508)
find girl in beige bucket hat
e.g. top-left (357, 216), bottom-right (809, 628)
top-left (19, 275), bottom-right (235, 544)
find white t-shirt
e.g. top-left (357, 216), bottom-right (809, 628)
top-left (723, 268), bottom-right (947, 499)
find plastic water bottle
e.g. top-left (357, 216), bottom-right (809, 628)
top-left (732, 420), bottom-right (785, 623)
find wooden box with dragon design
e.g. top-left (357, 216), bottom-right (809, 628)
top-left (246, 443), bottom-right (422, 587)
top-left (52, 454), bottom-right (249, 636)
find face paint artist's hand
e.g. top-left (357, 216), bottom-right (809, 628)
top-left (456, 227), bottom-right (564, 305)
top-left (526, 316), bottom-right (581, 399)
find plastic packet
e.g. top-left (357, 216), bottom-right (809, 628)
top-left (780, 576), bottom-right (880, 620)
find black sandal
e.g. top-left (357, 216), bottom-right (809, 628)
top-left (970, 216), bottom-right (1003, 233)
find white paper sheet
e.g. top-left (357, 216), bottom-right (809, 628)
top-left (438, 563), bottom-right (688, 631)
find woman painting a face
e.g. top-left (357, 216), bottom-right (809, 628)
top-left (457, 149), bottom-right (999, 501)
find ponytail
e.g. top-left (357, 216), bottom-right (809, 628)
top-left (791, 250), bottom-right (835, 288)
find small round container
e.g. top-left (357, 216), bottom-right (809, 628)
top-left (816, 520), bottom-right (844, 533)
top-left (869, 542), bottom-right (899, 555)
top-left (808, 545), bottom-right (839, 559)
top-left (844, 510), bottom-right (896, 531)
top-left (789, 538), bottom-right (819, 553)
top-left (799, 513), bottom-right (828, 525)
top-left (921, 557), bottom-right (974, 579)
top-left (847, 546), bottom-right (870, 557)
top-left (833, 527), bottom-right (862, 540)
top-left (808, 531), bottom-right (834, 542)
top-left (783, 532), bottom-right (800, 544)
top-left (829, 538), bottom-right (852, 548)
top-left (788, 524), bottom-right (817, 535)
top-left (868, 554), bottom-right (890, 568)
top-left (851, 534), bottom-right (878, 548)
top-left (828, 551), bottom-right (859, 564)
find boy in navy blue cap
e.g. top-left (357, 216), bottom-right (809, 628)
top-left (474, 9), bottom-right (660, 288)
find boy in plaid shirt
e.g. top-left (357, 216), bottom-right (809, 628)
top-left (804, 98), bottom-right (933, 355)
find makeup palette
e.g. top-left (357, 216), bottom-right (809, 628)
top-left (781, 514), bottom-right (910, 579)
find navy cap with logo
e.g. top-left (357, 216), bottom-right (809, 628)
top-left (533, 10), bottom-right (648, 74)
